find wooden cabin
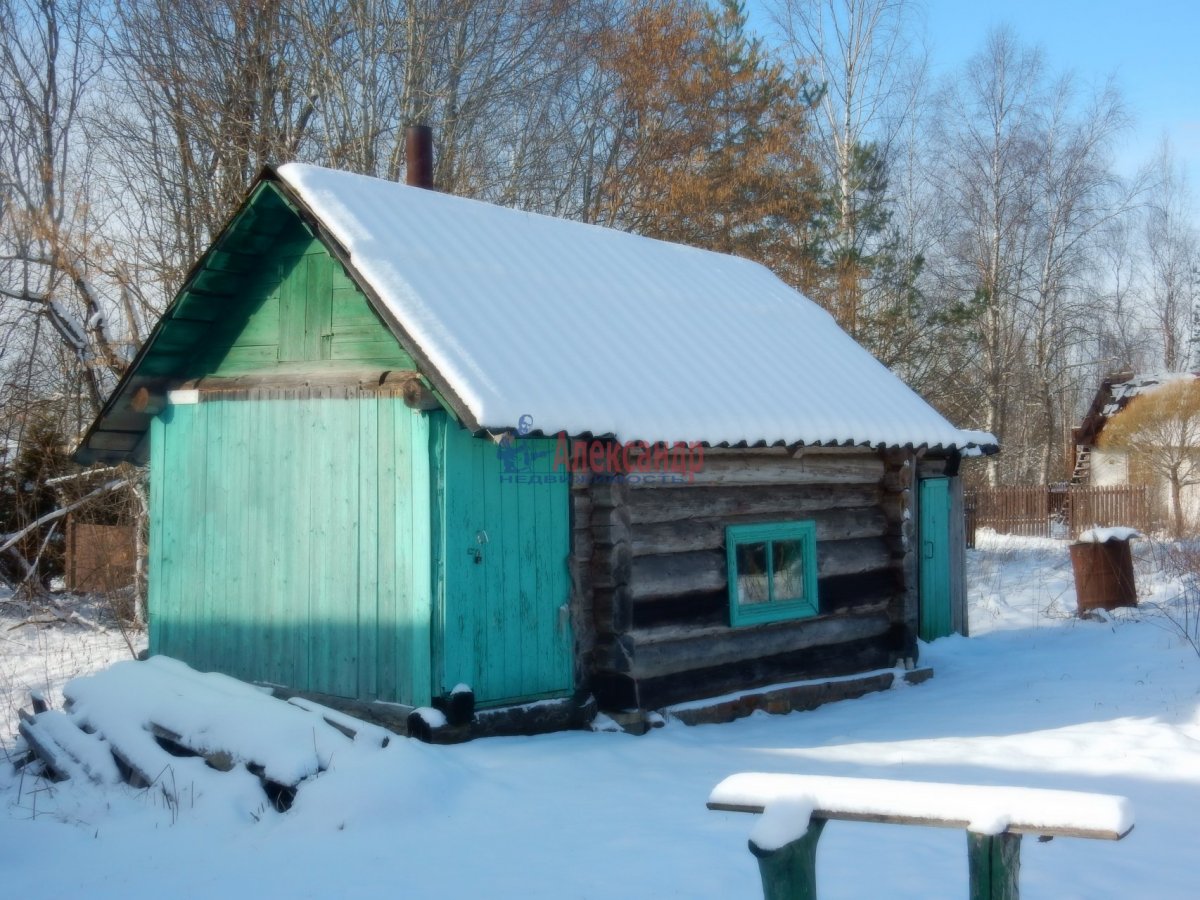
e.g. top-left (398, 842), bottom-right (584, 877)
top-left (77, 149), bottom-right (995, 728)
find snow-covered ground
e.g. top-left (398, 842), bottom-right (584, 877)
top-left (0, 591), bottom-right (143, 748)
top-left (3, 533), bottom-right (1199, 899)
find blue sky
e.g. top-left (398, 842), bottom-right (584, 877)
top-left (747, 0), bottom-right (1200, 185)
top-left (922, 0), bottom-right (1200, 182)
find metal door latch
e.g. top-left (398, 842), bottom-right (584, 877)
top-left (468, 530), bottom-right (489, 564)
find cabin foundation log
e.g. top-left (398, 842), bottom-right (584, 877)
top-left (666, 667), bottom-right (933, 726)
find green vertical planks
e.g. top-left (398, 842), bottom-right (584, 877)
top-left (401, 408), bottom-right (433, 703)
top-left (147, 413), bottom-right (166, 657)
top-left (427, 412), bottom-right (448, 702)
top-left (410, 410), bottom-right (434, 705)
top-left (277, 253), bottom-right (309, 362)
top-left (376, 397), bottom-right (399, 700)
top-left (148, 396), bottom-right (433, 706)
top-left (919, 477), bottom-right (954, 641)
top-left (150, 389), bottom-right (574, 709)
top-left (306, 254), bottom-right (334, 361)
top-left (435, 421), bottom-right (573, 706)
top-left (201, 228), bottom-right (413, 377)
top-left (357, 397), bottom-right (380, 701)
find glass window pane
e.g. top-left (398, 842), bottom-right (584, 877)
top-left (771, 539), bottom-right (806, 602)
top-left (735, 541), bottom-right (770, 605)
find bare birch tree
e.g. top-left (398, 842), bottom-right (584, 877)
top-left (1023, 76), bottom-right (1128, 480)
top-left (932, 27), bottom-right (1043, 483)
top-left (0, 0), bottom-right (126, 422)
top-left (767, 0), bottom-right (922, 335)
top-left (1141, 143), bottom-right (1198, 372)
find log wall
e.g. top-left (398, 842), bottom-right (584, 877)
top-left (577, 445), bottom-right (923, 710)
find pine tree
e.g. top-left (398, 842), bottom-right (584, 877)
top-left (591, 0), bottom-right (825, 291)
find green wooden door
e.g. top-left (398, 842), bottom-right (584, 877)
top-left (434, 417), bottom-right (573, 707)
top-left (149, 396), bottom-right (432, 706)
top-left (919, 476), bottom-right (953, 641)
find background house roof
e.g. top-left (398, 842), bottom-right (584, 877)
top-left (277, 163), bottom-right (992, 452)
top-left (1076, 371), bottom-right (1200, 445)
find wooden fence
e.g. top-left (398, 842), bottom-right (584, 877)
top-left (964, 484), bottom-right (1153, 546)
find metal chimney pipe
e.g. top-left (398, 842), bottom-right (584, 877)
top-left (406, 124), bottom-right (434, 189)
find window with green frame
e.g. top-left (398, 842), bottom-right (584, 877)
top-left (725, 521), bottom-right (819, 626)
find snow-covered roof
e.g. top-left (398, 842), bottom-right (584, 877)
top-left (1102, 372), bottom-right (1197, 418)
top-left (277, 163), bottom-right (990, 452)
top-left (1077, 371), bottom-right (1200, 445)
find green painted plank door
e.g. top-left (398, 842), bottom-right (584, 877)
top-left (919, 476), bottom-right (953, 641)
top-left (436, 420), bottom-right (573, 707)
top-left (149, 397), bottom-right (432, 706)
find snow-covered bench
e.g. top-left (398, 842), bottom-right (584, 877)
top-left (708, 773), bottom-right (1134, 900)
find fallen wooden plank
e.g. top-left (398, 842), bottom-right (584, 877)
top-left (65, 657), bottom-right (353, 787)
top-left (286, 696), bottom-right (393, 747)
top-left (17, 710), bottom-right (121, 785)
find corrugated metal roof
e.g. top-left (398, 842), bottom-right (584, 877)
top-left (279, 163), bottom-right (992, 452)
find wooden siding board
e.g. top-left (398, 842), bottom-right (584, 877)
top-left (406, 408), bottom-right (432, 705)
top-left (393, 403), bottom-right (417, 700)
top-left (329, 340), bottom-right (411, 363)
top-left (272, 399), bottom-right (292, 689)
top-left (308, 400), bottom-right (333, 694)
top-left (427, 412), bottom-right (448, 700)
top-left (292, 397), bottom-right (314, 691)
top-left (357, 397), bottom-right (380, 701)
top-left (147, 414), bottom-right (166, 657)
top-left (547, 463), bottom-right (572, 692)
top-left (376, 397), bottom-right (399, 701)
top-left (278, 255), bottom-right (308, 362)
top-left (305, 254), bottom-right (333, 361)
top-left (225, 400), bottom-right (243, 679)
top-left (180, 403), bottom-right (209, 666)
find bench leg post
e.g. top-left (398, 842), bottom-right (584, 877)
top-left (748, 817), bottom-right (826, 900)
top-left (967, 832), bottom-right (1021, 900)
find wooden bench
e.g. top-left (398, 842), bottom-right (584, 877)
top-left (708, 773), bottom-right (1134, 900)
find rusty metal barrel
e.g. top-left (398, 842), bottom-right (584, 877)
top-left (1070, 529), bottom-right (1138, 613)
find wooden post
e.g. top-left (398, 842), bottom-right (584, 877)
top-left (967, 832), bottom-right (1021, 900)
top-left (748, 818), bottom-right (826, 900)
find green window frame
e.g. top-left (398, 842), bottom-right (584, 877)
top-left (726, 521), bottom-right (819, 626)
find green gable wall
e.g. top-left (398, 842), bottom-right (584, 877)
top-left (149, 396), bottom-right (433, 706)
top-left (135, 182), bottom-right (414, 385)
top-left (183, 211), bottom-right (414, 379)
